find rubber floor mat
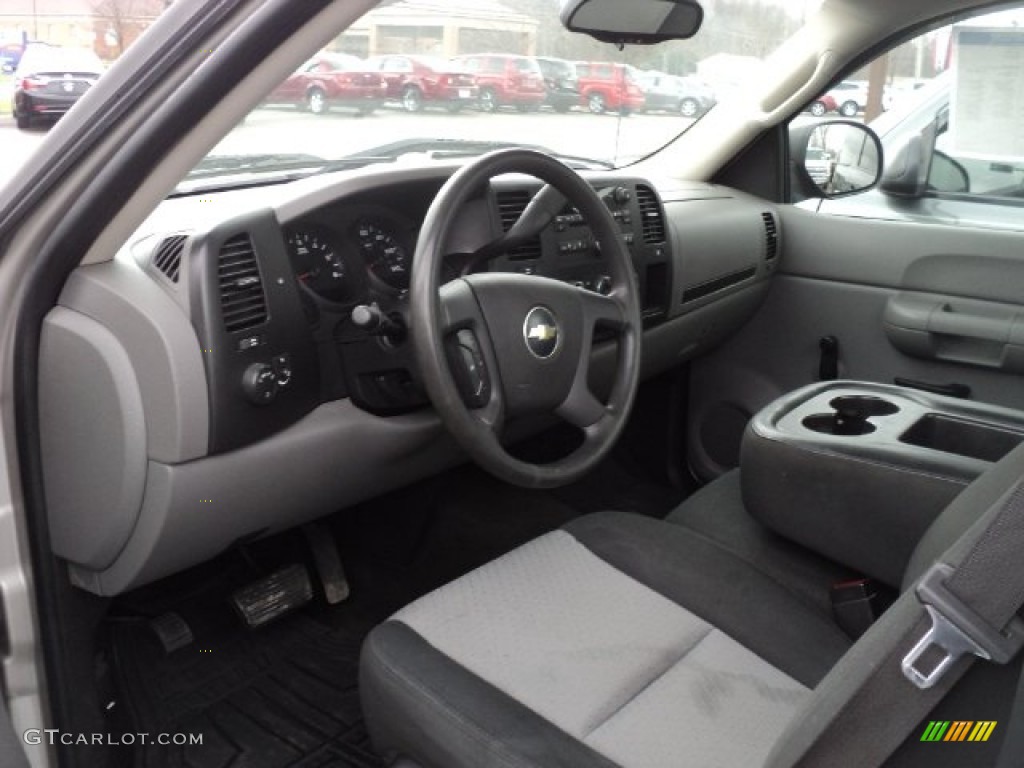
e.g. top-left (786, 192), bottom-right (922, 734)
top-left (109, 612), bottom-right (382, 768)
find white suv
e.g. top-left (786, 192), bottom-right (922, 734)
top-left (827, 80), bottom-right (868, 116)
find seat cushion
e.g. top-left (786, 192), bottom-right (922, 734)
top-left (361, 511), bottom-right (852, 768)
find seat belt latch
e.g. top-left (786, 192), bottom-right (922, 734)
top-left (830, 578), bottom-right (879, 639)
top-left (902, 563), bottom-right (1024, 690)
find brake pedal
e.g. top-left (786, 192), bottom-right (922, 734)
top-left (302, 522), bottom-right (350, 604)
top-left (231, 563), bottom-right (313, 628)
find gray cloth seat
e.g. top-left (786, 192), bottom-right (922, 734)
top-left (360, 445), bottom-right (1024, 768)
top-left (361, 511), bottom-right (852, 768)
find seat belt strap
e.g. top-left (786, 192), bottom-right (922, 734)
top-left (772, 480), bottom-right (1024, 768)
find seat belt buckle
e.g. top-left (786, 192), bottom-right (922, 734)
top-left (901, 563), bottom-right (1024, 690)
top-left (830, 578), bottom-right (879, 639)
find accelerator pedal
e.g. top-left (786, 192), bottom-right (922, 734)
top-left (231, 563), bottom-right (313, 628)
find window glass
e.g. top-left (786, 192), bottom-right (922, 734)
top-left (801, 4), bottom-right (1024, 225)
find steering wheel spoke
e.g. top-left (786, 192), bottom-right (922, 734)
top-left (439, 279), bottom-right (505, 429)
top-left (557, 380), bottom-right (609, 430)
top-left (579, 287), bottom-right (628, 331)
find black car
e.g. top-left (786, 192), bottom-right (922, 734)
top-left (12, 43), bottom-right (104, 130)
top-left (536, 56), bottom-right (580, 112)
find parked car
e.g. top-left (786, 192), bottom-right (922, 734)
top-left (827, 79), bottom-right (868, 116)
top-left (11, 43), bottom-right (104, 130)
top-left (0, 43), bottom-right (23, 74)
top-left (451, 53), bottom-right (546, 112)
top-left (575, 61), bottom-right (646, 114)
top-left (807, 92), bottom-right (837, 116)
top-left (535, 56), bottom-right (580, 112)
top-left (264, 53), bottom-right (386, 115)
top-left (804, 146), bottom-right (834, 184)
top-left (635, 71), bottom-right (716, 116)
top-left (367, 55), bottom-right (478, 113)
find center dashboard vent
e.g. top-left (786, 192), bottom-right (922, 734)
top-left (762, 212), bottom-right (779, 261)
top-left (636, 184), bottom-right (665, 244)
top-left (496, 189), bottom-right (542, 261)
top-left (217, 233), bottom-right (268, 333)
top-left (151, 235), bottom-right (187, 283)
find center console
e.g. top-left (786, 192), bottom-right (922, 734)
top-left (741, 381), bottom-right (1024, 586)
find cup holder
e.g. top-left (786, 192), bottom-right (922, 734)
top-left (803, 413), bottom-right (876, 436)
top-left (828, 396), bottom-right (900, 418)
top-left (802, 395), bottom-right (899, 436)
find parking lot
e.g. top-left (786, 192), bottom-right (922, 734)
top-left (0, 105), bottom-right (697, 183)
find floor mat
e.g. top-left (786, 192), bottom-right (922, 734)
top-left (107, 461), bottom-right (685, 768)
top-left (109, 610), bottom-right (381, 768)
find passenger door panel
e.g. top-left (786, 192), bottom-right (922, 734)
top-left (688, 206), bottom-right (1024, 479)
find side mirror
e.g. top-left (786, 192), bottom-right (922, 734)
top-left (879, 117), bottom-right (950, 199)
top-left (560, 0), bottom-right (704, 45)
top-left (790, 120), bottom-right (883, 201)
top-left (930, 151), bottom-right (970, 194)
top-left (879, 136), bottom-right (930, 198)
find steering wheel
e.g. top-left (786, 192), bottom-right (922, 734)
top-left (410, 149), bottom-right (642, 489)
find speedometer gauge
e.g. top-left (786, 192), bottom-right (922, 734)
top-left (355, 219), bottom-right (410, 291)
top-left (286, 228), bottom-right (349, 303)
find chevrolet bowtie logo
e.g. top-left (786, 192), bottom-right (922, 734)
top-left (528, 324), bottom-right (557, 342)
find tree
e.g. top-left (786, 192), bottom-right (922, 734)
top-left (92, 0), bottom-right (164, 57)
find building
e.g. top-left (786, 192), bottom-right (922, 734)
top-left (336, 0), bottom-right (538, 58)
top-left (0, 0), bottom-right (166, 60)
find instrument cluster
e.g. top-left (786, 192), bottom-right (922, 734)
top-left (284, 206), bottom-right (416, 307)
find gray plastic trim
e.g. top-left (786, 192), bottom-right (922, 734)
top-left (39, 308), bottom-right (149, 570)
top-left (665, 196), bottom-right (777, 319)
top-left (57, 253), bottom-right (209, 463)
top-left (750, 380), bottom-right (1024, 483)
top-left (68, 399), bottom-right (463, 595)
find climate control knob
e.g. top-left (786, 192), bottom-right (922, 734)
top-left (242, 363), bottom-right (279, 405)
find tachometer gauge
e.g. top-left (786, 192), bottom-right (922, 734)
top-left (286, 228), bottom-right (349, 303)
top-left (355, 219), bottom-right (410, 291)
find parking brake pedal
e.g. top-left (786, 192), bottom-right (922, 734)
top-left (231, 563), bottom-right (313, 628)
top-left (149, 612), bottom-right (194, 653)
top-left (302, 522), bottom-right (351, 604)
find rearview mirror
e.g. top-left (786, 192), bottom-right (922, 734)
top-left (561, 0), bottom-right (704, 45)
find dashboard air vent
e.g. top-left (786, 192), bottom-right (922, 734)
top-left (496, 189), bottom-right (542, 261)
top-left (636, 185), bottom-right (665, 244)
top-left (152, 235), bottom-right (187, 283)
top-left (762, 212), bottom-right (779, 261)
top-left (217, 233), bottom-right (268, 333)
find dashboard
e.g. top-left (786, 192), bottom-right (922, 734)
top-left (38, 161), bottom-right (781, 595)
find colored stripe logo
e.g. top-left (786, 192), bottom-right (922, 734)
top-left (920, 721), bottom-right (997, 743)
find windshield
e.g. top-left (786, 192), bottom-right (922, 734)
top-left (185, 0), bottom-right (813, 190)
top-left (0, 0), bottom-right (818, 188)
